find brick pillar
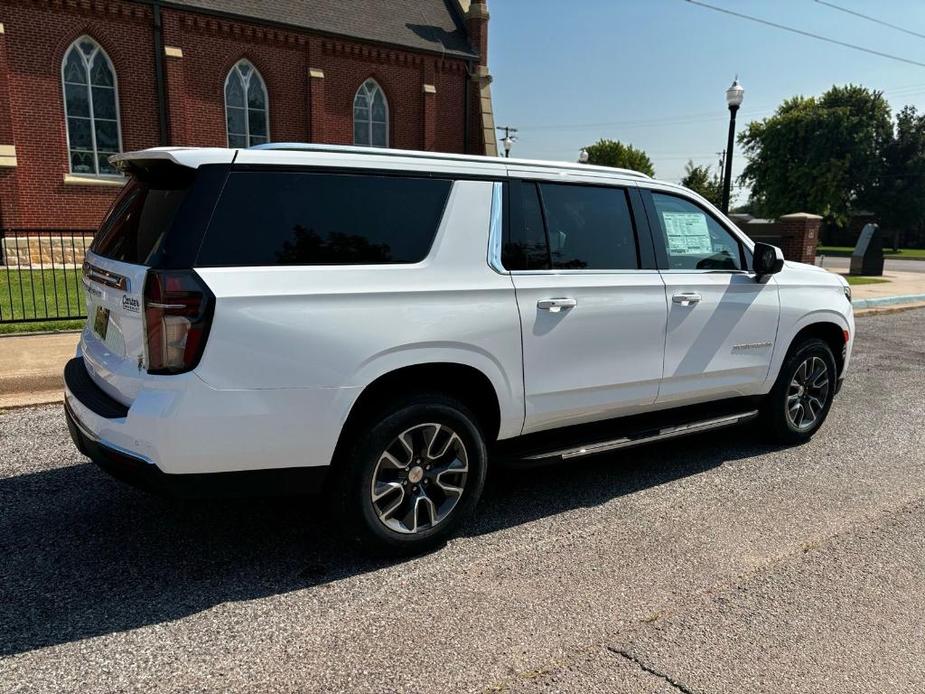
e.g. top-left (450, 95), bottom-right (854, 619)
top-left (422, 60), bottom-right (437, 151)
top-left (0, 22), bottom-right (16, 165)
top-left (466, 0), bottom-right (489, 65)
top-left (465, 0), bottom-right (497, 156)
top-left (778, 213), bottom-right (822, 264)
top-left (307, 68), bottom-right (326, 143)
top-left (162, 45), bottom-right (189, 145)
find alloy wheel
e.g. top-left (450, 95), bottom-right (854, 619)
top-left (370, 423), bottom-right (469, 534)
top-left (786, 356), bottom-right (830, 431)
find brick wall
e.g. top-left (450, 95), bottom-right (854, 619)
top-left (0, 1), bottom-right (159, 229)
top-left (0, 0), bottom-right (477, 232)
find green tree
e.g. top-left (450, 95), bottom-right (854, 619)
top-left (680, 160), bottom-right (723, 207)
top-left (871, 106), bottom-right (925, 247)
top-left (583, 138), bottom-right (655, 177)
top-left (738, 85), bottom-right (892, 224)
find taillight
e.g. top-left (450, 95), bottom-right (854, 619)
top-left (143, 270), bottom-right (214, 374)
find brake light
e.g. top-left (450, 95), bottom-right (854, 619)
top-left (143, 270), bottom-right (214, 374)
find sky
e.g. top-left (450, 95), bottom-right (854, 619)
top-left (489, 0), bottom-right (925, 203)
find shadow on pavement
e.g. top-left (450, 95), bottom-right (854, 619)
top-left (0, 427), bottom-right (778, 656)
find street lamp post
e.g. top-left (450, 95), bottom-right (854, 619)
top-left (721, 77), bottom-right (744, 214)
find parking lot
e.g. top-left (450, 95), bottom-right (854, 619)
top-left (1, 308), bottom-right (924, 693)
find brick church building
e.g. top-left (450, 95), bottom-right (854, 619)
top-left (0, 0), bottom-right (497, 231)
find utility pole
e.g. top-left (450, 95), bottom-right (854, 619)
top-left (497, 125), bottom-right (518, 158)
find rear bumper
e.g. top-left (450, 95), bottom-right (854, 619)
top-left (65, 398), bottom-right (172, 495)
top-left (63, 356), bottom-right (332, 496)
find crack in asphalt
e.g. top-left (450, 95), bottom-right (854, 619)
top-left (607, 646), bottom-right (699, 694)
top-left (480, 492), bottom-right (925, 693)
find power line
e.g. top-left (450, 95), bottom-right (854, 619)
top-left (514, 82), bottom-right (925, 134)
top-left (684, 0), bottom-right (925, 68)
top-left (813, 0), bottom-right (925, 41)
top-left (518, 107), bottom-right (774, 132)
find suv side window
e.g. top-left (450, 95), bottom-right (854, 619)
top-left (649, 192), bottom-right (746, 271)
top-left (540, 183), bottom-right (638, 270)
top-left (503, 181), bottom-right (550, 270)
top-left (502, 181), bottom-right (639, 271)
top-left (197, 171), bottom-right (452, 266)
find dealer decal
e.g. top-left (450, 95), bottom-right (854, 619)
top-left (122, 295), bottom-right (141, 313)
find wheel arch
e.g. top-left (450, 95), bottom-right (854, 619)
top-left (786, 319), bottom-right (848, 377)
top-left (335, 362), bottom-right (505, 461)
top-left (765, 309), bottom-right (851, 392)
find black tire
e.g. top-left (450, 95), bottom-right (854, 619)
top-left (759, 337), bottom-right (837, 445)
top-left (329, 393), bottom-right (488, 556)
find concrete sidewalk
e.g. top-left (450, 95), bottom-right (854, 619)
top-left (0, 332), bottom-right (78, 408)
top-left (843, 270), bottom-right (925, 309)
top-left (1, 270), bottom-right (923, 409)
top-left (847, 269), bottom-right (924, 297)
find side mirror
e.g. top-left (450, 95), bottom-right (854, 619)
top-left (753, 242), bottom-right (784, 278)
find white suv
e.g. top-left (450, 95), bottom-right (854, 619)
top-left (64, 144), bottom-right (854, 554)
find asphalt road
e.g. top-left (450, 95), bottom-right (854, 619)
top-left (818, 255), bottom-right (925, 274)
top-left (1, 309), bottom-right (924, 693)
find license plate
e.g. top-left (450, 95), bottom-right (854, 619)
top-left (93, 305), bottom-right (110, 341)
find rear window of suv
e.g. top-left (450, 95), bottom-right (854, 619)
top-left (197, 171), bottom-right (453, 266)
top-left (90, 172), bottom-right (194, 265)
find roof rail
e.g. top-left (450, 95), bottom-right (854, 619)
top-left (248, 142), bottom-right (652, 179)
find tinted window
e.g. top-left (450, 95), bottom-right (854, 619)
top-left (651, 193), bottom-right (744, 271)
top-left (198, 171), bottom-right (452, 266)
top-left (503, 182), bottom-right (549, 270)
top-left (539, 183), bottom-right (638, 270)
top-left (91, 175), bottom-right (193, 264)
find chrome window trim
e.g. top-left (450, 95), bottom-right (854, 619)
top-left (492, 179), bottom-right (649, 275)
top-left (509, 269), bottom-right (661, 276)
top-left (487, 180), bottom-right (506, 274)
top-left (658, 269), bottom-right (754, 276)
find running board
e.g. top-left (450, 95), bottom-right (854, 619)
top-left (523, 410), bottom-right (759, 461)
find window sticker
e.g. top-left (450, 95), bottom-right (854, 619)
top-left (661, 212), bottom-right (713, 256)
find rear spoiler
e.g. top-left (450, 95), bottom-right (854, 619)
top-left (109, 147), bottom-right (236, 171)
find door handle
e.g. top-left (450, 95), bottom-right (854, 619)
top-left (672, 292), bottom-right (702, 307)
top-left (537, 298), bottom-right (577, 313)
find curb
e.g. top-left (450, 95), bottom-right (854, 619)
top-left (0, 329), bottom-right (82, 339)
top-left (852, 293), bottom-right (925, 310)
top-left (0, 372), bottom-right (63, 395)
top-left (854, 302), bottom-right (925, 317)
top-left (0, 390), bottom-right (63, 410)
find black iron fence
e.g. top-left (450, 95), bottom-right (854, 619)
top-left (0, 228), bottom-right (96, 324)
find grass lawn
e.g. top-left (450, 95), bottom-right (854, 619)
top-left (844, 275), bottom-right (890, 286)
top-left (0, 268), bottom-right (87, 333)
top-left (817, 245), bottom-right (925, 260)
top-left (0, 319), bottom-right (84, 335)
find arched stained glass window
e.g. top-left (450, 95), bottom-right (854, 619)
top-left (354, 79), bottom-right (388, 148)
top-left (225, 60), bottom-right (269, 147)
top-left (62, 37), bottom-right (121, 175)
